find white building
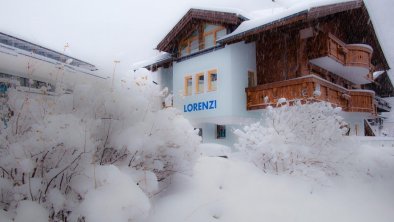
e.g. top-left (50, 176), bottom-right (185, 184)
top-left (0, 31), bottom-right (107, 95)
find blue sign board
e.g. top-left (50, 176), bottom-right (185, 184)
top-left (184, 100), bottom-right (217, 112)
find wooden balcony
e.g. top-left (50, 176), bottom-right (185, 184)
top-left (309, 32), bottom-right (373, 85)
top-left (246, 75), bottom-right (376, 114)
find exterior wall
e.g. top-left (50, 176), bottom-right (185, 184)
top-left (173, 41), bottom-right (258, 122)
top-left (156, 67), bottom-right (173, 92)
top-left (172, 41), bottom-right (261, 146)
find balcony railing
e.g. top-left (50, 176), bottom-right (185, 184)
top-left (246, 75), bottom-right (376, 114)
top-left (308, 32), bottom-right (373, 84)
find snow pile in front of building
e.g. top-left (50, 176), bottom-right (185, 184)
top-left (147, 102), bottom-right (394, 222)
top-left (148, 152), bottom-right (394, 222)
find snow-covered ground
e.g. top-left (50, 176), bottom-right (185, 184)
top-left (148, 153), bottom-right (394, 222)
top-left (0, 1), bottom-right (394, 222)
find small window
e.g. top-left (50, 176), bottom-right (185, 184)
top-left (216, 125), bottom-right (226, 139)
top-left (195, 128), bottom-right (203, 137)
top-left (184, 76), bottom-right (192, 96)
top-left (204, 33), bottom-right (215, 49)
top-left (195, 73), bottom-right (204, 94)
top-left (190, 38), bottom-right (199, 54)
top-left (180, 41), bottom-right (188, 57)
top-left (248, 71), bottom-right (256, 87)
top-left (202, 23), bottom-right (226, 50)
top-left (208, 70), bottom-right (217, 91)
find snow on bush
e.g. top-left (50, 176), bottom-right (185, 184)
top-left (73, 165), bottom-right (150, 222)
top-left (234, 101), bottom-right (348, 176)
top-left (14, 200), bottom-right (49, 222)
top-left (0, 73), bottom-right (200, 221)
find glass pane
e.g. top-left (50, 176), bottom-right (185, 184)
top-left (180, 42), bottom-right (188, 56)
top-left (210, 73), bottom-right (217, 91)
top-left (198, 75), bottom-right (204, 93)
top-left (187, 78), bottom-right (192, 95)
top-left (204, 24), bottom-right (218, 33)
top-left (216, 29), bottom-right (227, 40)
top-left (204, 34), bottom-right (214, 49)
top-left (190, 39), bottom-right (199, 54)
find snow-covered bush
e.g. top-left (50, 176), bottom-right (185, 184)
top-left (235, 101), bottom-right (348, 175)
top-left (0, 73), bottom-right (200, 221)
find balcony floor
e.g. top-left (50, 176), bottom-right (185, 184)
top-left (310, 56), bottom-right (372, 85)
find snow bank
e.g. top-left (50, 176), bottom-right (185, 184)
top-left (148, 155), bottom-right (394, 222)
top-left (14, 201), bottom-right (49, 222)
top-left (76, 166), bottom-right (150, 222)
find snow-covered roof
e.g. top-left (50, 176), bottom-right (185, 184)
top-left (218, 0), bottom-right (361, 43)
top-left (188, 6), bottom-right (251, 21)
top-left (0, 32), bottom-right (98, 72)
top-left (131, 53), bottom-right (173, 71)
top-left (373, 70), bottom-right (385, 80)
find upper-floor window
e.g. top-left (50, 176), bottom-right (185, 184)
top-left (208, 69), bottom-right (217, 91)
top-left (203, 24), bottom-right (226, 49)
top-left (179, 30), bottom-right (199, 57)
top-left (184, 76), bottom-right (192, 96)
top-left (195, 73), bottom-right (204, 93)
top-left (178, 23), bottom-right (227, 57)
top-left (248, 70), bottom-right (256, 87)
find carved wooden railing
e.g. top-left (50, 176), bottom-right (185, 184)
top-left (246, 75), bottom-right (376, 114)
top-left (309, 32), bottom-right (373, 80)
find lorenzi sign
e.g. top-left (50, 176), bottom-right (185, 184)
top-left (184, 100), bottom-right (217, 112)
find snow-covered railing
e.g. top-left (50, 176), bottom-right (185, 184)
top-left (246, 74), bottom-right (375, 114)
top-left (374, 96), bottom-right (391, 112)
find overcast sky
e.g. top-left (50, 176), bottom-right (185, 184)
top-left (0, 0), bottom-right (393, 77)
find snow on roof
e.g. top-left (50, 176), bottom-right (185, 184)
top-left (189, 6), bottom-right (252, 20)
top-left (131, 53), bottom-right (172, 71)
top-left (373, 70), bottom-right (385, 79)
top-left (0, 32), bottom-right (98, 71)
top-left (218, 0), bottom-right (357, 43)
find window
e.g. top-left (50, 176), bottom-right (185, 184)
top-left (184, 76), bottom-right (192, 96)
top-left (195, 73), bottom-right (204, 94)
top-left (179, 30), bottom-right (200, 57)
top-left (208, 70), bottom-right (217, 91)
top-left (195, 128), bottom-right (203, 137)
top-left (202, 23), bottom-right (226, 50)
top-left (248, 70), bottom-right (256, 87)
top-left (216, 125), bottom-right (226, 139)
top-left (178, 23), bottom-right (227, 57)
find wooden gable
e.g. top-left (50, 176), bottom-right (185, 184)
top-left (156, 9), bottom-right (246, 53)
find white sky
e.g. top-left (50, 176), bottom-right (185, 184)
top-left (0, 0), bottom-right (393, 77)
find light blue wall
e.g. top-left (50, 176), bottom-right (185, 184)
top-left (172, 41), bottom-right (261, 147)
top-left (157, 67), bottom-right (173, 92)
top-left (173, 41), bottom-right (259, 122)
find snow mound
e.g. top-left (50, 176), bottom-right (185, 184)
top-left (76, 165), bottom-right (150, 222)
top-left (14, 201), bottom-right (49, 222)
top-left (148, 155), bottom-right (394, 222)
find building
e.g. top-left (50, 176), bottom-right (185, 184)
top-left (0, 31), bottom-right (106, 95)
top-left (134, 0), bottom-right (391, 145)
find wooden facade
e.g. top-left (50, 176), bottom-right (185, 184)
top-left (245, 1), bottom-right (389, 114)
top-left (246, 75), bottom-right (376, 114)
